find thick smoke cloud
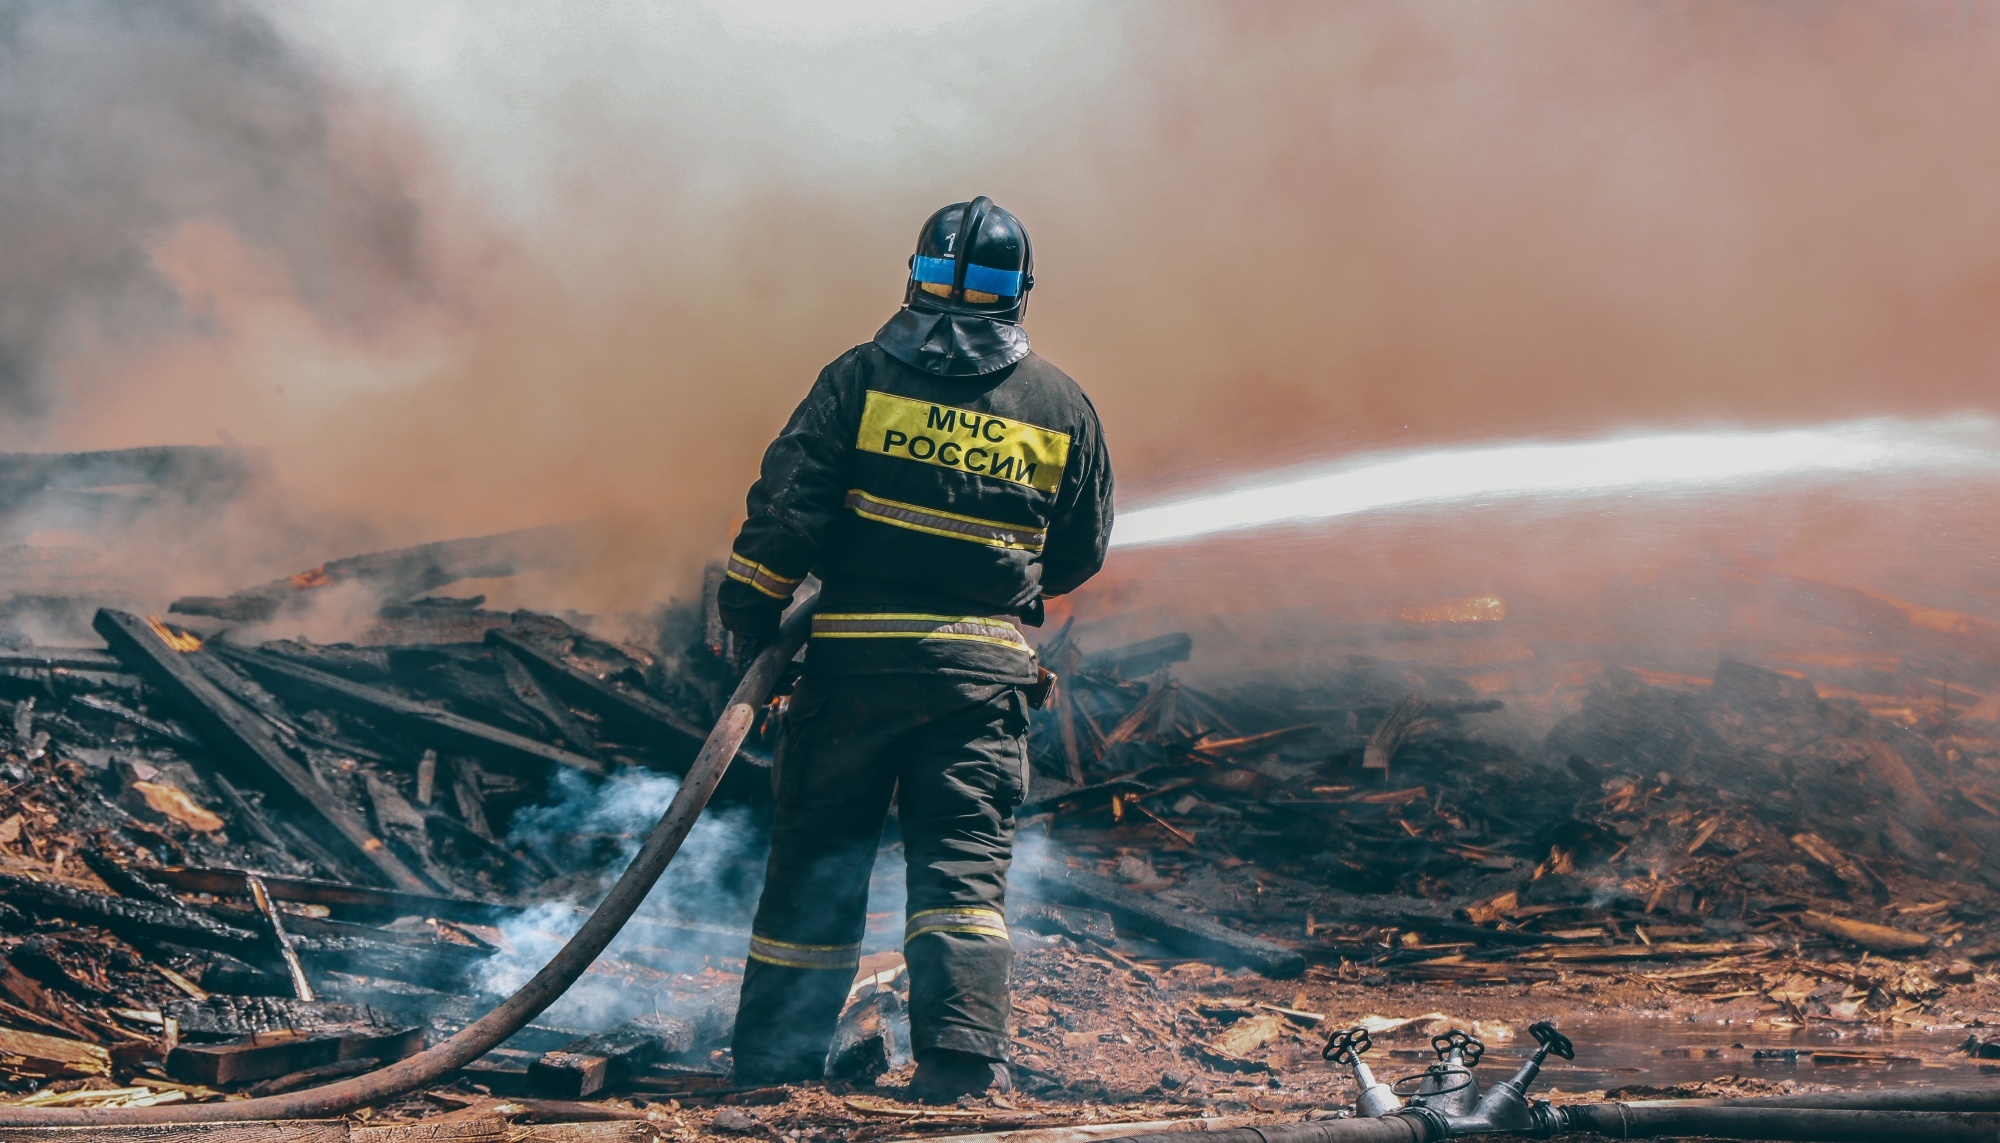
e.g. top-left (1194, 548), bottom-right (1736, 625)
top-left (10, 1), bottom-right (2000, 640)
top-left (0, 0), bottom-right (426, 420)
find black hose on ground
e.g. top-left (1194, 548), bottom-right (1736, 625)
top-left (1556, 1103), bottom-right (2000, 1141)
top-left (1113, 1119), bottom-right (1439, 1143)
top-left (0, 599), bottom-right (815, 1128)
top-left (1626, 1083), bottom-right (2000, 1112)
top-left (1109, 1104), bottom-right (2000, 1143)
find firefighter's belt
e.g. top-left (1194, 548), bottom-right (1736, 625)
top-left (811, 613), bottom-right (1030, 652)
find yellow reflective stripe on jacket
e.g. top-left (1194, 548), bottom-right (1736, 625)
top-left (725, 551), bottom-right (802, 601)
top-left (811, 613), bottom-right (1030, 652)
top-left (856, 391), bottom-right (1070, 494)
top-left (906, 906), bottom-right (1009, 943)
top-left (746, 933), bottom-right (862, 970)
top-left (846, 490), bottom-right (1047, 552)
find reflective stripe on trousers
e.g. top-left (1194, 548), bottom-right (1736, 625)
top-left (747, 933), bottom-right (863, 971)
top-left (906, 905), bottom-right (1009, 943)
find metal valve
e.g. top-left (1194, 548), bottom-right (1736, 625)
top-left (1404, 1028), bottom-right (1484, 1118)
top-left (1446, 1020), bottom-right (1575, 1137)
top-left (1432, 1029), bottom-right (1486, 1067)
top-left (1323, 1026), bottom-right (1400, 1118)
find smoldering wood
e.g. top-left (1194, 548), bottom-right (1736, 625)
top-left (526, 1015), bottom-right (698, 1098)
top-left (248, 876), bottom-right (315, 1003)
top-left (143, 865), bottom-right (515, 926)
top-left (0, 870), bottom-right (263, 956)
top-left (0, 953), bottom-right (98, 1040)
top-left (825, 989), bottom-right (900, 1084)
top-left (360, 772), bottom-right (459, 894)
top-left (165, 996), bottom-right (387, 1041)
top-left (245, 1054), bottom-right (382, 1096)
top-left (166, 1023), bottom-right (423, 1087)
top-left (513, 1122), bottom-right (658, 1143)
top-left (1081, 633), bottom-right (1193, 679)
top-left (69, 692), bottom-right (200, 747)
top-left (0, 647), bottom-right (122, 672)
top-left (93, 610), bottom-right (426, 892)
top-left (1020, 865), bottom-right (1306, 978)
top-left (1016, 902), bottom-right (1119, 945)
top-left (77, 851), bottom-right (184, 909)
top-left (168, 523), bottom-right (586, 623)
top-left (493, 646), bottom-right (602, 759)
top-left (484, 629), bottom-right (771, 802)
top-left (214, 644), bottom-right (606, 779)
top-left (450, 756), bottom-right (495, 841)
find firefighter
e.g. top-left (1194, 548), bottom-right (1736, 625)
top-left (719, 197), bottom-right (1114, 1101)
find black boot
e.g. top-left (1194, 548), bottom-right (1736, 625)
top-left (911, 1049), bottom-right (1011, 1104)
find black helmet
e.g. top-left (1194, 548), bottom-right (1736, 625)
top-left (905, 196), bottom-right (1034, 323)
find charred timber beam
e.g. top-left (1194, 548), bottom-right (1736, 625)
top-left (0, 648), bottom-right (122, 672)
top-left (0, 871), bottom-right (262, 957)
top-left (527, 1015), bottom-right (699, 1098)
top-left (1081, 633), bottom-right (1193, 679)
top-left (213, 644), bottom-right (606, 778)
top-left (93, 610), bottom-right (427, 892)
top-left (76, 852), bottom-right (184, 909)
top-left (144, 866), bottom-right (512, 926)
top-left (249, 876), bottom-right (315, 1003)
top-left (166, 1024), bottom-right (422, 1088)
top-left (1019, 866), bottom-right (1305, 978)
top-left (168, 523), bottom-right (583, 622)
top-left (485, 629), bottom-right (769, 799)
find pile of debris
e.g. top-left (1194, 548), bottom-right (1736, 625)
top-left (1, 523), bottom-right (1999, 1131)
top-left (1016, 613), bottom-right (2000, 1019)
top-left (0, 539), bottom-right (789, 1115)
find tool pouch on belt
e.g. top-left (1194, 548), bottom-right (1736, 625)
top-left (1024, 666), bottom-right (1057, 710)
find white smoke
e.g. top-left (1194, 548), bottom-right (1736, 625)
top-left (477, 766), bottom-right (765, 1028)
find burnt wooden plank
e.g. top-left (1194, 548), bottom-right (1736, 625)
top-left (0, 647), bottom-right (122, 672)
top-left (146, 865), bottom-right (513, 925)
top-left (485, 629), bottom-right (768, 801)
top-left (214, 644), bottom-right (605, 778)
top-left (0, 1026), bottom-right (111, 1079)
top-left (527, 1014), bottom-right (699, 1098)
top-left (0, 871), bottom-right (262, 956)
top-left (494, 646), bottom-right (602, 759)
top-left (168, 523), bottom-right (581, 623)
top-left (1019, 865), bottom-right (1306, 978)
top-left (93, 610), bottom-right (426, 892)
top-left (166, 1024), bottom-right (421, 1087)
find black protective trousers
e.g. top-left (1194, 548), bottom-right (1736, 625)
top-left (731, 672), bottom-right (1030, 1082)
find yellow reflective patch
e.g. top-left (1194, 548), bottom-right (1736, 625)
top-left (857, 391), bottom-right (1069, 494)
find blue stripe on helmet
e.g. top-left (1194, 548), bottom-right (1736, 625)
top-left (963, 262), bottom-right (1023, 297)
top-left (912, 255), bottom-right (957, 285)
top-left (911, 255), bottom-right (1022, 297)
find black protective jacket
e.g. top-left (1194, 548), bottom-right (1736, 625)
top-left (718, 312), bottom-right (1113, 683)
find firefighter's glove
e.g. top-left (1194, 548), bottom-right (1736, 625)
top-left (727, 630), bottom-right (771, 678)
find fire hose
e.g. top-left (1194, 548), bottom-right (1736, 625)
top-left (0, 598), bottom-right (817, 1128)
top-left (1105, 1109), bottom-right (2000, 1143)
